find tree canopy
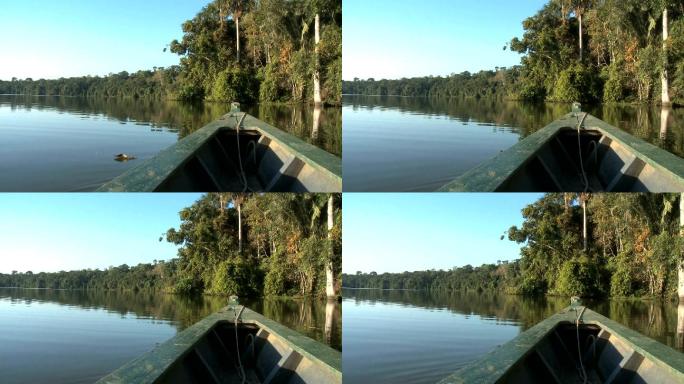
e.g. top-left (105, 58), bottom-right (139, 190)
top-left (0, 193), bottom-right (342, 298)
top-left (344, 193), bottom-right (683, 299)
top-left (344, 1), bottom-right (684, 105)
top-left (0, 0), bottom-right (342, 105)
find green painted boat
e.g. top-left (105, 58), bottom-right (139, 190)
top-left (438, 304), bottom-right (684, 384)
top-left (96, 301), bottom-right (341, 384)
top-left (439, 103), bottom-right (684, 192)
top-left (97, 104), bottom-right (341, 192)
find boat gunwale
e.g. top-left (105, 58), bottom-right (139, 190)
top-left (438, 110), bottom-right (684, 192)
top-left (95, 305), bottom-right (342, 384)
top-left (96, 109), bottom-right (342, 192)
top-left (437, 305), bottom-right (684, 383)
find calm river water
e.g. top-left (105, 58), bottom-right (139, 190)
top-left (343, 95), bottom-right (684, 191)
top-left (342, 288), bottom-right (684, 384)
top-left (0, 288), bottom-right (340, 384)
top-left (0, 95), bottom-right (341, 191)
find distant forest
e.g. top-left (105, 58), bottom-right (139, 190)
top-left (344, 193), bottom-right (683, 299)
top-left (0, 193), bottom-right (342, 298)
top-left (343, 1), bottom-right (684, 105)
top-left (0, 0), bottom-right (342, 105)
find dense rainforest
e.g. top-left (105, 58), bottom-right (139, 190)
top-left (0, 193), bottom-right (342, 298)
top-left (0, 0), bottom-right (342, 105)
top-left (343, 0), bottom-right (684, 106)
top-left (344, 193), bottom-right (683, 299)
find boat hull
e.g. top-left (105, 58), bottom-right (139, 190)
top-left (97, 108), bottom-right (341, 192)
top-left (96, 305), bottom-right (341, 384)
top-left (438, 306), bottom-right (684, 384)
top-left (440, 107), bottom-right (684, 192)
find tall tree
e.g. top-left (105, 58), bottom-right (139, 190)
top-left (661, 2), bottom-right (671, 105)
top-left (572, 0), bottom-right (593, 61)
top-left (580, 193), bottom-right (590, 251)
top-left (313, 12), bottom-right (322, 105)
top-left (680, 193), bottom-right (684, 301)
top-left (229, 193), bottom-right (247, 255)
top-left (226, 0), bottom-right (250, 63)
top-left (326, 194), bottom-right (335, 297)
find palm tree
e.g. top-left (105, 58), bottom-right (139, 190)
top-left (571, 0), bottom-right (592, 61)
top-left (220, 0), bottom-right (249, 62)
top-left (232, 193), bottom-right (246, 254)
top-left (579, 193), bottom-right (590, 251)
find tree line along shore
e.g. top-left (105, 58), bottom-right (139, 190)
top-left (0, 193), bottom-right (341, 299)
top-left (344, 1), bottom-right (684, 106)
top-left (344, 193), bottom-right (683, 300)
top-left (0, 0), bottom-right (341, 106)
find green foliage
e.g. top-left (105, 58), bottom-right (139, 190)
top-left (259, 63), bottom-right (284, 102)
top-left (324, 57), bottom-right (342, 104)
top-left (345, 193), bottom-right (683, 300)
top-left (555, 256), bottom-right (602, 297)
top-left (0, 193), bottom-right (342, 299)
top-left (549, 64), bottom-right (601, 103)
top-left (264, 254), bottom-right (291, 296)
top-left (207, 258), bottom-right (262, 297)
top-left (174, 277), bottom-right (199, 294)
top-left (0, 69), bottom-right (176, 99)
top-left (208, 66), bottom-right (256, 103)
top-left (602, 63), bottom-right (625, 103)
top-left (0, 260), bottom-right (181, 292)
top-left (519, 274), bottom-right (547, 296)
top-left (343, 1), bottom-right (684, 105)
top-left (0, 0), bottom-right (343, 106)
top-left (609, 253), bottom-right (635, 297)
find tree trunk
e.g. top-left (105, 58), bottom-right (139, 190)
top-left (236, 15), bottom-right (241, 62)
top-left (662, 8), bottom-right (670, 106)
top-left (313, 13), bottom-right (322, 105)
top-left (325, 195), bottom-right (335, 298)
top-left (678, 301), bottom-right (684, 350)
top-left (238, 202), bottom-right (242, 254)
top-left (583, 198), bottom-right (587, 251)
top-left (578, 11), bottom-right (583, 62)
top-left (679, 193), bottom-right (684, 301)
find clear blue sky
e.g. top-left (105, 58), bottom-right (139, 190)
top-left (0, 193), bottom-right (202, 273)
top-left (343, 193), bottom-right (542, 274)
top-left (0, 0), bottom-right (211, 80)
top-left (343, 0), bottom-right (548, 80)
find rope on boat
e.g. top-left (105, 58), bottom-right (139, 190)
top-left (576, 112), bottom-right (590, 192)
top-left (234, 305), bottom-right (249, 384)
top-left (575, 306), bottom-right (590, 384)
top-left (234, 113), bottom-right (255, 193)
